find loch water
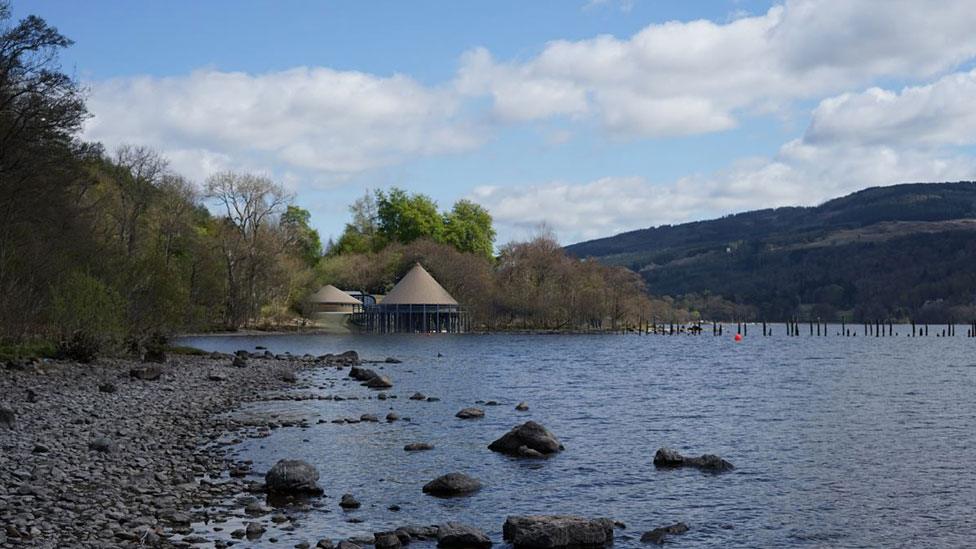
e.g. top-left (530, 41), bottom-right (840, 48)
top-left (175, 331), bottom-right (976, 548)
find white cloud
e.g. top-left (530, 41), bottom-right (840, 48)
top-left (476, 69), bottom-right (976, 244)
top-left (84, 67), bottom-right (481, 184)
top-left (457, 0), bottom-right (976, 137)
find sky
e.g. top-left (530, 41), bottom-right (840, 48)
top-left (13, 0), bottom-right (976, 245)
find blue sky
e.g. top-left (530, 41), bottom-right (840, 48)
top-left (13, 0), bottom-right (976, 245)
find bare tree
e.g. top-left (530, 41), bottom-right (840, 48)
top-left (205, 172), bottom-right (292, 327)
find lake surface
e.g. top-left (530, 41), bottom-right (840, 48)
top-left (176, 330), bottom-right (976, 548)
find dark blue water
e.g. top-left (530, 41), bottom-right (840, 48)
top-left (176, 331), bottom-right (976, 547)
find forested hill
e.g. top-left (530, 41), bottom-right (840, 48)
top-left (564, 182), bottom-right (976, 322)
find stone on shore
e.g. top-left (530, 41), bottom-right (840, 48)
top-left (437, 522), bottom-right (492, 549)
top-left (422, 473), bottom-right (482, 497)
top-left (653, 448), bottom-right (734, 472)
top-left (265, 459), bottom-right (324, 496)
top-left (88, 436), bottom-right (117, 453)
top-left (129, 365), bottom-right (162, 380)
top-left (0, 405), bottom-right (14, 429)
top-left (502, 516), bottom-right (615, 549)
top-left (456, 407), bottom-right (485, 419)
top-left (488, 421), bottom-right (563, 456)
top-left (640, 523), bottom-right (689, 544)
top-left (366, 375), bottom-right (394, 389)
top-left (405, 442), bottom-right (434, 452)
top-left (232, 355), bottom-right (248, 367)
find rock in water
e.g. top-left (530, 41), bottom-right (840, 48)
top-left (422, 473), bottom-right (482, 497)
top-left (340, 494), bottom-right (361, 509)
top-left (129, 366), bottom-right (162, 381)
top-left (265, 459), bottom-right (324, 495)
top-left (488, 421), bottom-right (563, 456)
top-left (0, 405), bottom-right (14, 429)
top-left (437, 523), bottom-right (492, 549)
top-left (338, 541), bottom-right (362, 549)
top-left (515, 402), bottom-right (529, 411)
top-left (245, 522), bottom-right (266, 540)
top-left (374, 531), bottom-right (402, 549)
top-left (502, 516), bottom-right (614, 549)
top-left (456, 407), bottom-right (485, 419)
top-left (349, 367), bottom-right (378, 381)
top-left (640, 523), bottom-right (689, 544)
top-left (652, 448), bottom-right (734, 472)
top-left (366, 375), bottom-right (394, 389)
top-left (409, 392), bottom-right (427, 400)
top-left (404, 442), bottom-right (434, 452)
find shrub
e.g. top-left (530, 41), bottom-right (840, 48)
top-left (56, 330), bottom-right (101, 363)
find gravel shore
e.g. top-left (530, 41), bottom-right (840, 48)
top-left (0, 351), bottom-right (348, 548)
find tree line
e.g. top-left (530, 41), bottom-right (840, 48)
top-left (1, 4), bottom-right (706, 357)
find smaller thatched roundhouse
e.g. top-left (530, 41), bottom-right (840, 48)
top-left (307, 284), bottom-right (363, 314)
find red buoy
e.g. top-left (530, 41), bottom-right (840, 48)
top-left (734, 333), bottom-right (743, 342)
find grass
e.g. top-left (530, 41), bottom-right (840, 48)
top-left (0, 339), bottom-right (58, 362)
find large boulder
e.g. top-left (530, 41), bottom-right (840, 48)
top-left (422, 473), bottom-right (482, 497)
top-left (265, 459), bottom-right (324, 496)
top-left (488, 421), bottom-right (563, 456)
top-left (653, 448), bottom-right (734, 472)
top-left (502, 516), bottom-right (614, 549)
top-left (640, 523), bottom-right (689, 545)
top-left (456, 407), bottom-right (485, 419)
top-left (437, 523), bottom-right (492, 549)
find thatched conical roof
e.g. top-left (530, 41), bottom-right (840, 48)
top-left (381, 263), bottom-right (458, 306)
top-left (308, 284), bottom-right (362, 305)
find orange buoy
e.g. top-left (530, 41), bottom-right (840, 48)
top-left (734, 333), bottom-right (743, 342)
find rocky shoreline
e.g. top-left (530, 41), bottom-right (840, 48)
top-left (0, 351), bottom-right (356, 548)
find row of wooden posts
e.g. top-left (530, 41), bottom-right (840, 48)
top-left (633, 319), bottom-right (976, 337)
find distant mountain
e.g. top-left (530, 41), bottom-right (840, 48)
top-left (565, 182), bottom-right (976, 322)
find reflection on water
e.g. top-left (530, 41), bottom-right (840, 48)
top-left (177, 331), bottom-right (976, 548)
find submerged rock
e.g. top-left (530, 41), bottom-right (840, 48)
top-left (404, 442), bottom-right (434, 452)
top-left (437, 522), bottom-right (492, 549)
top-left (488, 421), bottom-right (563, 456)
top-left (503, 515), bottom-right (615, 549)
top-left (265, 459), bottom-right (324, 495)
top-left (409, 392), bottom-right (427, 400)
top-left (456, 407), bottom-right (485, 419)
top-left (653, 448), bottom-right (734, 472)
top-left (640, 523), bottom-right (689, 545)
top-left (515, 401), bottom-right (529, 411)
top-left (422, 473), bottom-right (482, 497)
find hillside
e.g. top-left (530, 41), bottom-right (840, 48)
top-left (564, 182), bottom-right (976, 322)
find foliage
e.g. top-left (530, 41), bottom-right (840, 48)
top-left (56, 330), bottom-right (101, 364)
top-left (376, 187), bottom-right (444, 244)
top-left (443, 199), bottom-right (495, 258)
top-left (49, 272), bottom-right (126, 339)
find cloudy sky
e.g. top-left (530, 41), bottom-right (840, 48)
top-left (16, 0), bottom-right (976, 245)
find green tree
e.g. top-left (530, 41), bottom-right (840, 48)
top-left (280, 205), bottom-right (323, 267)
top-left (443, 199), bottom-right (495, 258)
top-left (376, 187), bottom-right (444, 244)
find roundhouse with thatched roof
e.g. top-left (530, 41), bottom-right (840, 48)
top-left (307, 284), bottom-right (363, 314)
top-left (359, 263), bottom-right (468, 333)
